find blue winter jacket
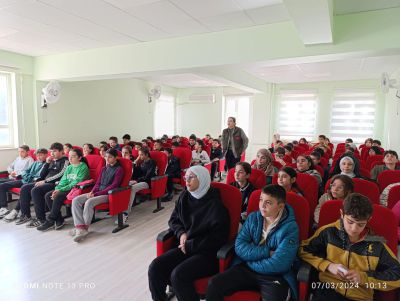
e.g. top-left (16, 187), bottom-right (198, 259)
top-left (234, 204), bottom-right (299, 300)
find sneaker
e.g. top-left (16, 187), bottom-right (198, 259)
top-left (37, 220), bottom-right (55, 231)
top-left (114, 213), bottom-right (128, 225)
top-left (26, 218), bottom-right (44, 228)
top-left (3, 209), bottom-right (19, 222)
top-left (73, 229), bottom-right (89, 242)
top-left (0, 207), bottom-right (10, 218)
top-left (69, 228), bottom-right (77, 236)
top-left (15, 215), bottom-right (31, 225)
top-left (54, 219), bottom-right (65, 230)
top-left (161, 194), bottom-right (173, 202)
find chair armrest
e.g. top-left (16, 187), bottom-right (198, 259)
top-left (217, 241), bottom-right (235, 272)
top-left (108, 186), bottom-right (131, 194)
top-left (156, 229), bottom-right (177, 257)
top-left (297, 261), bottom-right (313, 282)
top-left (157, 229), bottom-right (174, 241)
top-left (107, 186), bottom-right (132, 215)
top-left (151, 175), bottom-right (168, 198)
top-left (76, 179), bottom-right (95, 189)
top-left (0, 170), bottom-right (8, 179)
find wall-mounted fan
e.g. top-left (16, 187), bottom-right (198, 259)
top-left (381, 72), bottom-right (400, 94)
top-left (148, 86), bottom-right (161, 103)
top-left (41, 80), bottom-right (61, 108)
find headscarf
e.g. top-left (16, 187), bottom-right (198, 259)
top-left (339, 156), bottom-right (356, 178)
top-left (252, 148), bottom-right (275, 176)
top-left (186, 165), bottom-right (211, 199)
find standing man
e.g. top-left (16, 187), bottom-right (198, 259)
top-left (221, 117), bottom-right (249, 170)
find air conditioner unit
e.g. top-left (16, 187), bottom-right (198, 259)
top-left (188, 94), bottom-right (216, 104)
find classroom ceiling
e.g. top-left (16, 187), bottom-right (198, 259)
top-left (0, 0), bottom-right (399, 56)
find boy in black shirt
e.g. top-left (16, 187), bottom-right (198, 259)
top-left (162, 148), bottom-right (181, 202)
top-left (210, 139), bottom-right (223, 180)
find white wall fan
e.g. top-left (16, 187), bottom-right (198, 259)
top-left (381, 72), bottom-right (400, 94)
top-left (148, 86), bottom-right (161, 103)
top-left (41, 80), bottom-right (61, 108)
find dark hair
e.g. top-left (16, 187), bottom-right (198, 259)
top-left (262, 184), bottom-right (286, 204)
top-left (384, 150), bottom-right (398, 159)
top-left (364, 138), bottom-right (373, 144)
top-left (50, 142), bottom-right (63, 151)
top-left (343, 193), bottom-right (373, 220)
top-left (172, 141), bottom-right (180, 147)
top-left (292, 140), bottom-right (299, 145)
top-left (275, 140), bottom-right (282, 145)
top-left (297, 154), bottom-right (314, 171)
top-left (83, 143), bottom-right (94, 154)
top-left (141, 139), bottom-right (148, 144)
top-left (279, 167), bottom-right (302, 193)
top-left (318, 135), bottom-right (326, 140)
top-left (228, 116), bottom-right (236, 123)
top-left (19, 145), bottom-right (30, 152)
top-left (330, 153), bottom-right (361, 178)
top-left (372, 139), bottom-right (381, 146)
top-left (122, 134), bottom-right (131, 140)
top-left (299, 138), bottom-right (307, 143)
top-left (189, 134), bottom-right (197, 140)
top-left (122, 145), bottom-right (132, 152)
top-left (310, 151), bottom-right (321, 160)
top-left (99, 145), bottom-right (109, 152)
top-left (36, 148), bottom-right (48, 155)
top-left (329, 174), bottom-right (354, 198)
top-left (276, 147), bottom-right (285, 156)
top-left (106, 148), bottom-right (118, 158)
top-left (314, 147), bottom-right (325, 157)
top-left (69, 148), bottom-right (88, 166)
top-left (109, 136), bottom-right (118, 143)
top-left (212, 139), bottom-right (220, 144)
top-left (369, 146), bottom-right (382, 155)
top-left (64, 143), bottom-right (73, 149)
top-left (146, 136), bottom-right (153, 141)
top-left (196, 140), bottom-right (205, 148)
top-left (345, 138), bottom-right (353, 143)
top-left (99, 141), bottom-right (108, 147)
top-left (286, 142), bottom-right (294, 148)
top-left (140, 147), bottom-right (150, 157)
top-left (155, 139), bottom-right (162, 144)
top-left (164, 147), bottom-right (173, 155)
top-left (235, 161), bottom-right (251, 175)
top-left (284, 145), bottom-right (293, 152)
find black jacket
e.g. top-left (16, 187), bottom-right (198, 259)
top-left (166, 156), bottom-right (181, 178)
top-left (168, 187), bottom-right (230, 257)
top-left (40, 157), bottom-right (70, 184)
top-left (133, 159), bottom-right (156, 186)
top-left (210, 147), bottom-right (223, 161)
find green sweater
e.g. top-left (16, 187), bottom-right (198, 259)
top-left (55, 162), bottom-right (90, 192)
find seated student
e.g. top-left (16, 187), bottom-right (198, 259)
top-left (270, 139), bottom-right (284, 154)
top-left (0, 145), bottom-right (34, 217)
top-left (299, 137), bottom-right (309, 146)
top-left (121, 145), bottom-right (134, 161)
top-left (284, 145), bottom-right (296, 163)
top-left (189, 134), bottom-right (197, 151)
top-left (370, 150), bottom-right (400, 180)
top-left (345, 137), bottom-right (353, 144)
top-left (277, 166), bottom-right (303, 196)
top-left (310, 151), bottom-right (322, 168)
top-left (70, 149), bottom-right (124, 242)
top-left (25, 142), bottom-right (70, 228)
top-left (372, 139), bottom-right (382, 147)
top-left (126, 147), bottom-right (156, 220)
top-left (209, 139), bottom-right (223, 179)
top-left (82, 143), bottom-right (94, 156)
top-left (161, 148), bottom-right (180, 202)
top-left (296, 155), bottom-right (322, 184)
top-left (98, 141), bottom-right (108, 148)
top-left (191, 140), bottom-right (210, 166)
top-left (109, 136), bottom-right (121, 151)
top-left (141, 139), bottom-right (149, 148)
top-left (37, 148), bottom-right (90, 231)
top-left (153, 139), bottom-right (164, 151)
top-left (171, 135), bottom-right (179, 144)
top-left (206, 184), bottom-right (299, 301)
top-left (252, 148), bottom-right (278, 185)
top-left (122, 134), bottom-right (132, 146)
top-left (274, 147), bottom-right (288, 167)
top-left (63, 143), bottom-right (73, 156)
top-left (299, 193), bottom-right (400, 301)
top-left (99, 144), bottom-right (109, 159)
top-left (368, 145), bottom-right (382, 156)
top-left (362, 138), bottom-right (373, 149)
top-left (314, 174), bottom-right (354, 224)
top-left (330, 154), bottom-right (362, 179)
top-left (230, 162), bottom-right (255, 222)
top-left (1, 148), bottom-right (48, 223)
top-left (148, 166), bottom-right (230, 301)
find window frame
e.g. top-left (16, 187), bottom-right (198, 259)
top-left (0, 71), bottom-right (17, 149)
top-left (153, 94), bottom-right (175, 138)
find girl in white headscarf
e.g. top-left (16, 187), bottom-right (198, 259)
top-left (148, 165), bottom-right (230, 301)
top-left (329, 154), bottom-right (361, 179)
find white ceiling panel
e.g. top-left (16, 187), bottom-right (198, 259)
top-left (170, 0), bottom-right (242, 19)
top-left (0, 0), bottom-right (30, 9)
top-left (245, 4), bottom-right (290, 24)
top-left (235, 0), bottom-right (282, 10)
top-left (199, 11), bottom-right (254, 31)
top-left (0, 27), bottom-right (18, 38)
top-left (334, 0), bottom-right (400, 15)
top-left (103, 0), bottom-right (161, 9)
top-left (145, 73), bottom-right (226, 88)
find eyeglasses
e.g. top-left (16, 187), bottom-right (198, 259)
top-left (184, 174), bottom-right (197, 182)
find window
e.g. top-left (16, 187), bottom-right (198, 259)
top-left (154, 95), bottom-right (174, 138)
top-left (222, 95), bottom-right (250, 135)
top-left (0, 71), bottom-right (16, 148)
top-left (276, 90), bottom-right (318, 141)
top-left (330, 90), bottom-right (376, 143)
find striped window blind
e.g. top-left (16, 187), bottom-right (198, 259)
top-left (330, 90), bottom-right (376, 143)
top-left (277, 90), bottom-right (318, 141)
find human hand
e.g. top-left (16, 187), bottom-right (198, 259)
top-left (46, 156), bottom-right (54, 164)
top-left (35, 180), bottom-right (45, 187)
top-left (51, 190), bottom-right (59, 200)
top-left (87, 192), bottom-right (94, 198)
top-left (327, 263), bottom-right (348, 279)
top-left (179, 233), bottom-right (187, 254)
top-left (345, 269), bottom-right (361, 284)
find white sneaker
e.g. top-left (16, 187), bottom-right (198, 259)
top-left (73, 229), bottom-right (89, 242)
top-left (0, 207), bottom-right (10, 218)
top-left (69, 228), bottom-right (77, 237)
top-left (4, 209), bottom-right (19, 222)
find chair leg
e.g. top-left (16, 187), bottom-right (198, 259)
top-left (153, 197), bottom-right (164, 213)
top-left (112, 213), bottom-right (129, 233)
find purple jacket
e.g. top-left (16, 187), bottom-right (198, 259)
top-left (92, 164), bottom-right (124, 196)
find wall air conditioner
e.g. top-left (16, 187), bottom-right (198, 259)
top-left (188, 94), bottom-right (216, 104)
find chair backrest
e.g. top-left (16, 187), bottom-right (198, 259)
top-left (92, 147), bottom-right (100, 155)
top-left (359, 167), bottom-right (371, 179)
top-left (247, 189), bottom-right (310, 240)
top-left (72, 145), bottom-right (83, 151)
top-left (226, 168), bottom-right (267, 189)
top-left (387, 185), bottom-right (400, 209)
top-left (117, 157), bottom-right (133, 187)
top-left (85, 155), bottom-right (105, 181)
top-left (366, 155), bottom-right (384, 170)
top-left (319, 157), bottom-right (328, 169)
top-left (240, 152), bottom-right (246, 162)
top-left (203, 144), bottom-right (211, 156)
top-left (150, 151), bottom-right (168, 176)
top-left (377, 170), bottom-right (400, 192)
top-left (172, 147), bottom-right (192, 170)
top-left (28, 149), bottom-right (37, 161)
top-left (325, 178), bottom-right (379, 204)
top-left (210, 182), bottom-right (242, 242)
top-left (132, 148), bottom-right (139, 159)
top-left (319, 201), bottom-right (398, 254)
top-left (314, 165), bottom-right (324, 177)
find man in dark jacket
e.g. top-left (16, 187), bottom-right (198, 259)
top-left (221, 117), bottom-right (248, 170)
top-left (162, 148), bottom-right (180, 202)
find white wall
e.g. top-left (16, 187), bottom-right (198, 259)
top-left (35, 78), bottom-right (177, 147)
top-left (383, 68), bottom-right (400, 151)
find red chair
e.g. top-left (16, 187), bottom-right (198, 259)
top-left (28, 149), bottom-right (37, 161)
top-left (319, 157), bottom-right (328, 169)
top-left (309, 201), bottom-right (399, 301)
top-left (92, 147), bottom-right (100, 155)
top-left (137, 151), bottom-right (168, 213)
top-left (172, 147), bottom-right (192, 187)
top-left (94, 157), bottom-right (133, 233)
top-left (226, 190), bottom-right (310, 301)
top-left (226, 168), bottom-right (267, 189)
top-left (203, 144), bottom-right (211, 157)
top-left (156, 182), bottom-right (242, 298)
top-left (325, 178), bottom-right (380, 205)
top-left (204, 162), bottom-right (212, 174)
top-left (377, 170), bottom-right (400, 192)
top-left (314, 165), bottom-right (324, 178)
top-left (359, 167), bottom-right (371, 179)
top-left (366, 155), bottom-right (384, 170)
top-left (361, 146), bottom-right (370, 161)
top-left (387, 185), bottom-right (400, 209)
top-left (240, 152), bottom-right (245, 162)
top-left (132, 148), bottom-right (139, 159)
top-left (72, 145), bottom-right (83, 152)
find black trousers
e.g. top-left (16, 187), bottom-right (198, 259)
top-left (210, 161), bottom-right (218, 180)
top-left (225, 150), bottom-right (240, 171)
top-left (32, 183), bottom-right (55, 222)
top-left (166, 173), bottom-right (180, 195)
top-left (45, 190), bottom-right (69, 223)
top-left (0, 180), bottom-right (23, 208)
top-left (148, 248), bottom-right (219, 301)
top-left (312, 287), bottom-right (352, 301)
top-left (206, 263), bottom-right (290, 301)
top-left (19, 183), bottom-right (36, 217)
